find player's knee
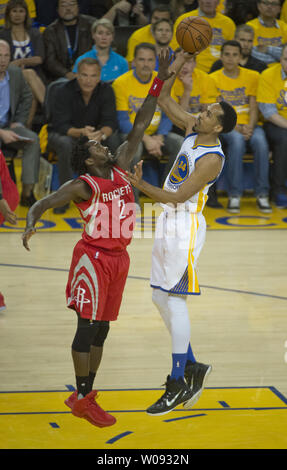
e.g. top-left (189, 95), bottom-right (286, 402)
top-left (152, 288), bottom-right (167, 308)
top-left (92, 321), bottom-right (110, 347)
top-left (72, 317), bottom-right (98, 353)
top-left (152, 289), bottom-right (158, 306)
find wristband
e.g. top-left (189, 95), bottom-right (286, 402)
top-left (148, 77), bottom-right (164, 97)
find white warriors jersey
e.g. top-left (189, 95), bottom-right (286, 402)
top-left (162, 132), bottom-right (225, 213)
top-left (150, 133), bottom-right (225, 295)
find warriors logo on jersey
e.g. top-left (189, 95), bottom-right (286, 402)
top-left (169, 153), bottom-right (190, 186)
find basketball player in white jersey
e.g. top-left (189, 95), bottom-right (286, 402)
top-left (127, 50), bottom-right (237, 416)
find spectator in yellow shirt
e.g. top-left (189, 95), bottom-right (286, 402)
top-left (170, 0), bottom-right (236, 73)
top-left (210, 40), bottom-right (271, 213)
top-left (171, 51), bottom-right (218, 135)
top-left (151, 18), bottom-right (174, 71)
top-left (210, 23), bottom-right (267, 74)
top-left (247, 0), bottom-right (287, 67)
top-left (257, 43), bottom-right (287, 208)
top-left (125, 4), bottom-right (172, 66)
top-left (171, 48), bottom-right (222, 209)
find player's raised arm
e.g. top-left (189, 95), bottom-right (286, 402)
top-left (158, 50), bottom-right (197, 133)
top-left (114, 49), bottom-right (174, 171)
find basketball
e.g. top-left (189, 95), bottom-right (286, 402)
top-left (176, 16), bottom-right (213, 54)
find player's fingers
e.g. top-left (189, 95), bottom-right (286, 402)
top-left (22, 230), bottom-right (35, 250)
top-left (7, 214), bottom-right (17, 225)
top-left (167, 70), bottom-right (175, 79)
top-left (22, 235), bottom-right (30, 251)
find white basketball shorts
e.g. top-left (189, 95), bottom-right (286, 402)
top-left (150, 210), bottom-right (206, 295)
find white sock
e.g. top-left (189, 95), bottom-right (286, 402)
top-left (152, 289), bottom-right (171, 333)
top-left (167, 295), bottom-right (191, 354)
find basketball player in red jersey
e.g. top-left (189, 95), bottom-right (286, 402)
top-left (22, 50), bottom-right (172, 428)
top-left (0, 150), bottom-right (19, 311)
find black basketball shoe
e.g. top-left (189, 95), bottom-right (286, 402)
top-left (183, 361), bottom-right (212, 409)
top-left (146, 375), bottom-right (193, 416)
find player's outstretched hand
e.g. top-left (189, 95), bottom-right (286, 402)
top-left (157, 48), bottom-right (175, 81)
top-left (126, 160), bottom-right (144, 188)
top-left (0, 199), bottom-right (17, 225)
top-left (22, 227), bottom-right (36, 251)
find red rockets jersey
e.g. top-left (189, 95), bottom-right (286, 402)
top-left (75, 165), bottom-right (136, 252)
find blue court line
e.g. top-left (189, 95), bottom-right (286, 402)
top-left (1, 407), bottom-right (287, 417)
top-left (106, 431), bottom-right (133, 444)
top-left (0, 385), bottom-right (286, 394)
top-left (0, 385), bottom-right (285, 394)
top-left (269, 386), bottom-right (287, 405)
top-left (1, 262), bottom-right (287, 301)
top-left (164, 413), bottom-right (206, 422)
top-left (219, 401), bottom-right (230, 408)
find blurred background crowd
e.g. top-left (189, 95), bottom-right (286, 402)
top-left (1, 0), bottom-right (287, 215)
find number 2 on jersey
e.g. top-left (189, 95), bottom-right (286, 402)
top-left (118, 199), bottom-right (126, 219)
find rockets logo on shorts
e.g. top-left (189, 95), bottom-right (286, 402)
top-left (74, 286), bottom-right (91, 312)
top-left (68, 253), bottom-right (99, 319)
top-left (66, 240), bottom-right (130, 322)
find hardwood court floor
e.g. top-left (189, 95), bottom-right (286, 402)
top-left (0, 198), bottom-right (287, 449)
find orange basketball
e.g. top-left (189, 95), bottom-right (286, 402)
top-left (176, 16), bottom-right (213, 54)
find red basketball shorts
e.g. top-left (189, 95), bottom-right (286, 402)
top-left (66, 239), bottom-right (130, 321)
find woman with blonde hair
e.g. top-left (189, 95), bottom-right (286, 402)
top-left (72, 18), bottom-right (128, 82)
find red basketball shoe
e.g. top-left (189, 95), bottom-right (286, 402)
top-left (0, 293), bottom-right (6, 311)
top-left (64, 390), bottom-right (78, 409)
top-left (71, 390), bottom-right (116, 427)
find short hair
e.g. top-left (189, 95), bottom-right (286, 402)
top-left (221, 40), bottom-right (242, 55)
top-left (151, 4), bottom-right (173, 20)
top-left (257, 0), bottom-right (281, 4)
top-left (91, 18), bottom-right (115, 35)
top-left (4, 0), bottom-right (31, 29)
top-left (71, 135), bottom-right (90, 175)
top-left (0, 39), bottom-right (11, 52)
top-left (77, 57), bottom-right (101, 71)
top-left (58, 0), bottom-right (78, 6)
top-left (235, 24), bottom-right (254, 38)
top-left (134, 42), bottom-right (157, 58)
top-left (151, 18), bottom-right (173, 34)
top-left (218, 101), bottom-right (237, 134)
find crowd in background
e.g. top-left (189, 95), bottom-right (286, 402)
top-left (1, 0), bottom-right (287, 215)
